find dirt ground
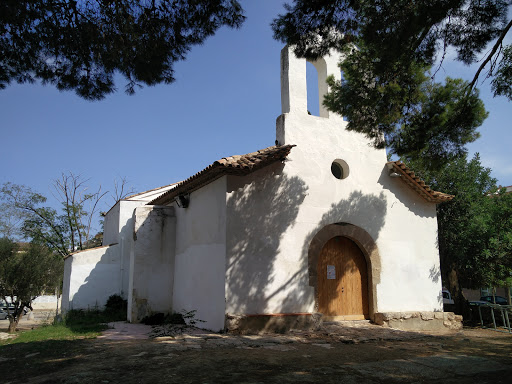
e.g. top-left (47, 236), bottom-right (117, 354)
top-left (1, 318), bottom-right (512, 384)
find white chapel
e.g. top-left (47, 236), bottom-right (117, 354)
top-left (62, 46), bottom-right (459, 332)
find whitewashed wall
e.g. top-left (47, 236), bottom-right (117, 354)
top-left (118, 200), bottom-right (147, 298)
top-left (103, 202), bottom-right (120, 245)
top-left (128, 205), bottom-right (176, 322)
top-left (61, 257), bottom-right (72, 312)
top-left (61, 244), bottom-right (122, 312)
top-left (225, 46), bottom-right (442, 318)
top-left (172, 177), bottom-right (227, 331)
top-left (102, 199), bottom-right (152, 299)
top-left (64, 188), bottom-right (177, 318)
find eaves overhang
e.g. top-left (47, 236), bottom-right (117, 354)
top-left (386, 161), bottom-right (454, 203)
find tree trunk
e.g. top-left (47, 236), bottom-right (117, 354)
top-left (447, 265), bottom-right (471, 320)
top-left (55, 286), bottom-right (60, 316)
top-left (7, 307), bottom-right (25, 333)
top-left (7, 317), bottom-right (18, 333)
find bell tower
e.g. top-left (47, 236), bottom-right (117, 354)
top-left (280, 45), bottom-right (344, 118)
top-left (276, 45), bottom-right (387, 180)
top-left (277, 45), bottom-right (346, 145)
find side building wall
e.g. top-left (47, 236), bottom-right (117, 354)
top-left (102, 199), bottom-right (150, 300)
top-left (118, 200), bottom-right (147, 298)
top-left (172, 177), bottom-right (227, 332)
top-left (103, 202), bottom-right (120, 245)
top-left (128, 205), bottom-right (176, 322)
top-left (61, 244), bottom-right (122, 312)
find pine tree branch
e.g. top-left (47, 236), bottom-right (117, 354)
top-left (468, 18), bottom-right (512, 91)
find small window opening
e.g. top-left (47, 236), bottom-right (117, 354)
top-left (331, 159), bottom-right (350, 180)
top-left (331, 163), bottom-right (343, 179)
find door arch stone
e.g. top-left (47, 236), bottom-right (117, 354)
top-left (307, 223), bottom-right (381, 320)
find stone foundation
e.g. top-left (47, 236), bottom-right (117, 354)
top-left (226, 313), bottom-right (322, 334)
top-left (226, 311), bottom-right (463, 334)
top-left (373, 311), bottom-right (463, 331)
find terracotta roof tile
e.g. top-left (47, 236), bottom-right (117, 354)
top-left (65, 243), bottom-right (118, 259)
top-left (124, 182), bottom-right (178, 200)
top-left (386, 161), bottom-right (454, 203)
top-left (149, 145), bottom-right (296, 206)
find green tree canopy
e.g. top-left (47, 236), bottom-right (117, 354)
top-left (0, 238), bottom-right (63, 333)
top-left (0, 0), bottom-right (245, 100)
top-left (272, 0), bottom-right (510, 165)
top-left (406, 153), bottom-right (512, 312)
top-left (480, 189), bottom-right (512, 289)
top-left (273, 0), bottom-right (511, 95)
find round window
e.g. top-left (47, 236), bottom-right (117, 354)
top-left (331, 159), bottom-right (349, 180)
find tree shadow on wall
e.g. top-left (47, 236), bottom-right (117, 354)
top-left (70, 244), bottom-right (122, 311)
top-left (226, 164), bottom-right (389, 314)
top-left (430, 265), bottom-right (444, 307)
top-left (225, 163), bottom-right (308, 314)
top-left (67, 208), bottom-right (136, 312)
top-left (279, 190), bottom-right (388, 311)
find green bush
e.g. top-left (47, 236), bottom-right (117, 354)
top-left (63, 309), bottom-right (111, 333)
top-left (103, 294), bottom-right (127, 321)
top-left (105, 294), bottom-right (127, 312)
top-left (63, 296), bottom-right (127, 333)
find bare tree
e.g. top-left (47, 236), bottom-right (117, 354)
top-left (110, 177), bottom-right (136, 205)
top-left (53, 172), bottom-right (107, 251)
top-left (0, 172), bottom-right (130, 257)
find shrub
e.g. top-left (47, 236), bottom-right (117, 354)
top-left (63, 309), bottom-right (111, 333)
top-left (105, 294), bottom-right (127, 312)
top-left (104, 294), bottom-right (127, 321)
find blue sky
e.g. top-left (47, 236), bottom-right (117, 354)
top-left (1, 0), bottom-right (511, 229)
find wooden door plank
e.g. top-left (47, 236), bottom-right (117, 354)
top-left (317, 236), bottom-right (369, 318)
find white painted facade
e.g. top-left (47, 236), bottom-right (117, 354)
top-left (62, 46), bottom-right (445, 331)
top-left (172, 177), bottom-right (227, 330)
top-left (224, 47), bottom-right (441, 318)
top-left (61, 244), bottom-right (121, 311)
top-left (128, 205), bottom-right (176, 322)
top-left (61, 185), bottom-right (176, 314)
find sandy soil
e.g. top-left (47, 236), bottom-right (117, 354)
top-left (1, 319), bottom-right (511, 384)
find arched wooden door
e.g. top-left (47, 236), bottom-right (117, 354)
top-left (317, 236), bottom-right (369, 319)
